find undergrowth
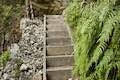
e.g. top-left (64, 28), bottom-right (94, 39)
top-left (0, 51), bottom-right (10, 67)
top-left (65, 0), bottom-right (120, 80)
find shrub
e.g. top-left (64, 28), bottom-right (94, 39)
top-left (65, 0), bottom-right (120, 80)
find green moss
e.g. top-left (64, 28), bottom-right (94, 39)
top-left (14, 59), bottom-right (23, 78)
top-left (0, 51), bottom-right (10, 67)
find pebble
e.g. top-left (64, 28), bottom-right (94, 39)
top-left (32, 72), bottom-right (42, 80)
top-left (3, 73), bottom-right (9, 80)
top-left (0, 72), bottom-right (2, 77)
top-left (20, 64), bottom-right (28, 71)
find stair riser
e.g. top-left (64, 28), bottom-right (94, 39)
top-left (46, 25), bottom-right (67, 31)
top-left (47, 38), bottom-right (71, 46)
top-left (47, 56), bottom-right (74, 67)
top-left (47, 31), bottom-right (69, 38)
top-left (47, 18), bottom-right (64, 21)
top-left (47, 20), bottom-right (65, 24)
top-left (47, 15), bottom-right (63, 20)
top-left (47, 69), bottom-right (72, 80)
top-left (47, 46), bottom-right (73, 56)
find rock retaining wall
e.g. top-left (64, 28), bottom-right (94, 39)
top-left (0, 18), bottom-right (44, 80)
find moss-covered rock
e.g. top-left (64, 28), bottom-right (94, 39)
top-left (0, 51), bottom-right (10, 67)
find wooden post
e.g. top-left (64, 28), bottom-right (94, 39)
top-left (25, 0), bottom-right (29, 18)
top-left (30, 0), bottom-right (34, 19)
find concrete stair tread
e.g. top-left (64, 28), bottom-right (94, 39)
top-left (47, 66), bottom-right (73, 71)
top-left (46, 26), bottom-right (67, 31)
top-left (46, 37), bottom-right (71, 41)
top-left (47, 37), bottom-right (72, 46)
top-left (46, 24), bottom-right (67, 28)
top-left (46, 30), bottom-right (69, 38)
top-left (47, 22), bottom-right (65, 25)
top-left (47, 36), bottom-right (71, 39)
top-left (47, 18), bottom-right (64, 21)
top-left (47, 19), bottom-right (65, 24)
top-left (47, 21), bottom-right (65, 25)
top-left (46, 55), bottom-right (73, 58)
top-left (46, 55), bottom-right (74, 67)
top-left (47, 45), bottom-right (73, 56)
top-left (46, 15), bottom-right (63, 16)
top-left (47, 66), bottom-right (73, 80)
top-left (46, 30), bottom-right (68, 32)
top-left (46, 15), bottom-right (63, 19)
top-left (47, 44), bottom-right (74, 47)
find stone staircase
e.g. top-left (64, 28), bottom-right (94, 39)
top-left (44, 15), bottom-right (74, 80)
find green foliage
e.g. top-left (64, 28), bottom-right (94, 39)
top-left (0, 3), bottom-right (23, 34)
top-left (0, 51), bottom-right (10, 67)
top-left (65, 0), bottom-right (120, 80)
top-left (0, 0), bottom-right (25, 5)
top-left (14, 59), bottom-right (23, 78)
top-left (0, 0), bottom-right (24, 52)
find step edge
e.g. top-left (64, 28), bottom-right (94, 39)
top-left (47, 37), bottom-right (71, 39)
top-left (47, 36), bottom-right (70, 39)
top-left (46, 55), bottom-right (73, 58)
top-left (46, 24), bottom-right (66, 26)
top-left (46, 15), bottom-right (63, 17)
top-left (47, 66), bottom-right (73, 71)
top-left (46, 30), bottom-right (68, 33)
top-left (47, 44), bottom-right (74, 48)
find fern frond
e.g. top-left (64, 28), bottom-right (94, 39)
top-left (65, 0), bottom-right (120, 79)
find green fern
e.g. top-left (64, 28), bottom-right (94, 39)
top-left (65, 0), bottom-right (120, 80)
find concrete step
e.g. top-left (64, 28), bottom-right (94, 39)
top-left (45, 15), bottom-right (74, 80)
top-left (46, 55), bottom-right (74, 67)
top-left (46, 15), bottom-right (63, 20)
top-left (46, 24), bottom-right (67, 31)
top-left (47, 19), bottom-right (65, 24)
top-left (47, 66), bottom-right (73, 80)
top-left (47, 37), bottom-right (71, 46)
top-left (47, 17), bottom-right (64, 21)
top-left (47, 45), bottom-right (73, 56)
top-left (46, 31), bottom-right (69, 38)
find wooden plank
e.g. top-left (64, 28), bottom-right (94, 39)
top-left (25, 0), bottom-right (29, 18)
top-left (30, 0), bottom-right (34, 19)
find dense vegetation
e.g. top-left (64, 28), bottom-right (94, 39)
top-left (65, 0), bottom-right (120, 80)
top-left (32, 0), bottom-right (68, 15)
top-left (0, 0), bottom-right (24, 53)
